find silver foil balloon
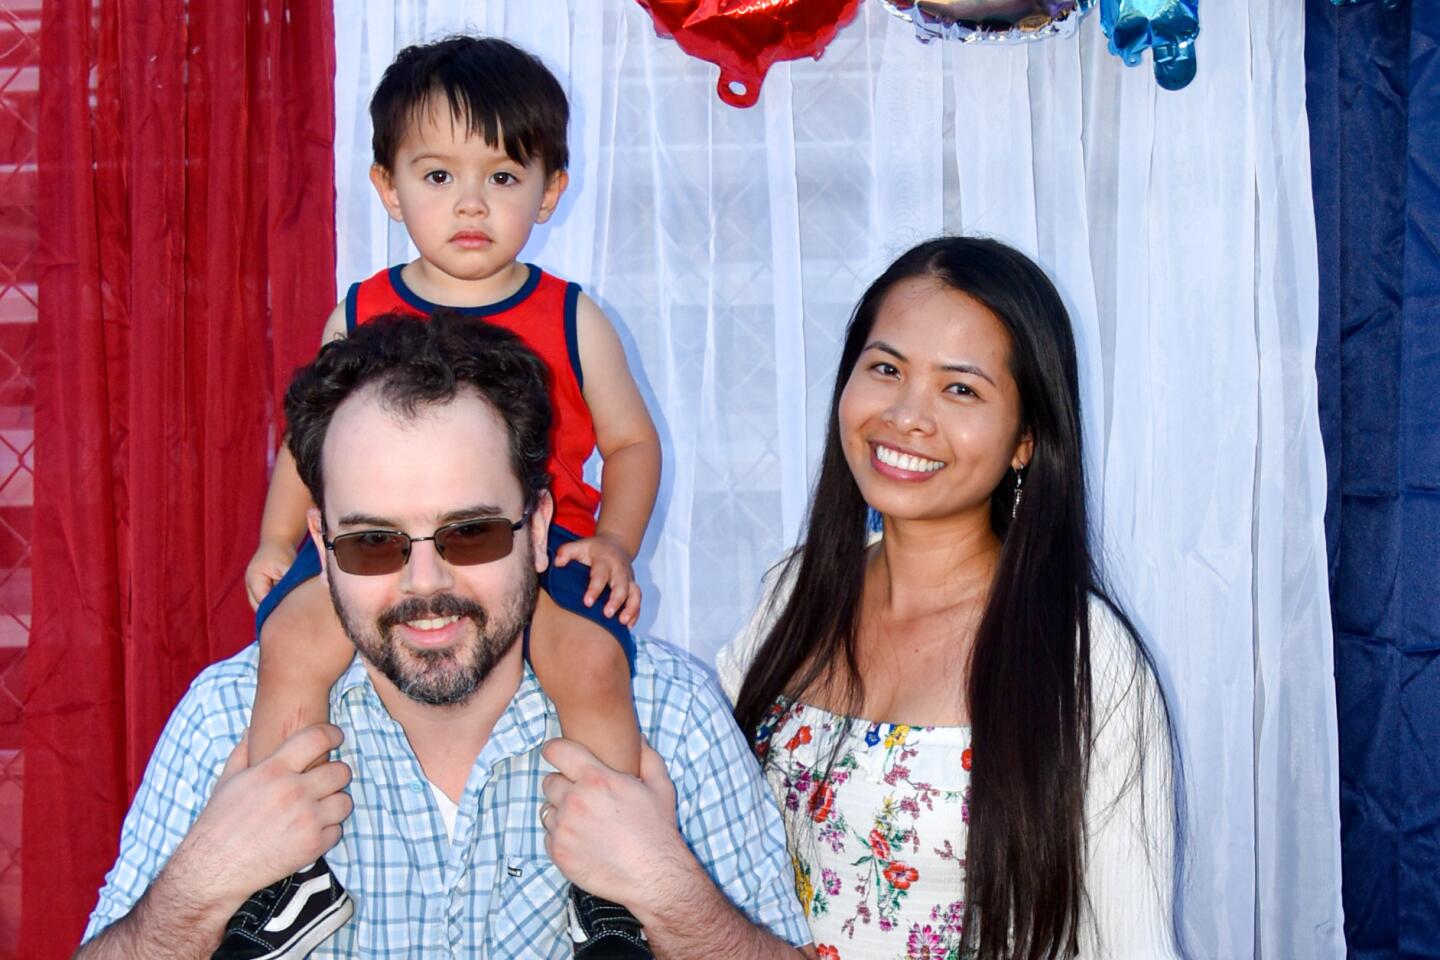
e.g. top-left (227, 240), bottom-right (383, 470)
top-left (880, 0), bottom-right (1096, 44)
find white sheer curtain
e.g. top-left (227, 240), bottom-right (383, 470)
top-left (331, 3), bottom-right (1343, 955)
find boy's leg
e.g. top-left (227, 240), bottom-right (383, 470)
top-left (214, 540), bottom-right (354, 960)
top-left (530, 608), bottom-right (652, 960)
top-left (533, 535), bottom-right (652, 960)
top-left (250, 576), bottom-right (355, 764)
top-left (529, 602), bottom-right (642, 777)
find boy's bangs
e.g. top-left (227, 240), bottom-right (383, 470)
top-left (370, 37), bottom-right (568, 172)
top-left (411, 84), bottom-right (539, 169)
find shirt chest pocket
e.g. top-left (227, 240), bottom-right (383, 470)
top-left (487, 856), bottom-right (570, 957)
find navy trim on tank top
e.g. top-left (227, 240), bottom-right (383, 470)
top-left (386, 263), bottom-right (542, 317)
top-left (345, 281), bottom-right (361, 335)
top-left (563, 282), bottom-right (583, 390)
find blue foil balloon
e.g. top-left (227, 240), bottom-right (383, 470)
top-left (1100, 0), bottom-right (1199, 90)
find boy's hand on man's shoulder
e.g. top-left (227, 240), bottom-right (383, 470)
top-left (245, 538), bottom-right (298, 610)
top-left (554, 532), bottom-right (642, 626)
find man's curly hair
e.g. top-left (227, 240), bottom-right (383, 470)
top-left (285, 309), bottom-right (553, 513)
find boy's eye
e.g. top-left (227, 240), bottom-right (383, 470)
top-left (423, 170), bottom-right (452, 185)
top-left (491, 171), bottom-right (518, 186)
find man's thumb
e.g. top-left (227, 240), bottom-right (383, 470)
top-left (639, 743), bottom-right (675, 801)
top-left (217, 732), bottom-right (250, 784)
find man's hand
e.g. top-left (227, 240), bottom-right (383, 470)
top-left (245, 537), bottom-right (297, 610)
top-left (170, 724), bottom-right (352, 910)
top-left (541, 739), bottom-right (814, 960)
top-left (540, 739), bottom-right (685, 906)
top-left (552, 532), bottom-right (642, 626)
top-left (75, 725), bottom-right (353, 960)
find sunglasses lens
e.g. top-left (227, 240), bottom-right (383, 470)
top-left (434, 519), bottom-right (516, 566)
top-left (332, 531), bottom-right (410, 575)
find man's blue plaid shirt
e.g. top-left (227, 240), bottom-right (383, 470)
top-left (83, 638), bottom-right (810, 957)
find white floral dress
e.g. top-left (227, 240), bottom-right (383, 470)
top-left (754, 699), bottom-right (974, 960)
top-left (717, 559), bottom-right (1180, 959)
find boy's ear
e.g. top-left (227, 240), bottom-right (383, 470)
top-left (535, 169), bottom-right (569, 225)
top-left (369, 164), bottom-right (404, 222)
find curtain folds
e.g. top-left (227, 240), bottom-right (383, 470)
top-left (331, 2), bottom-right (1342, 955)
top-left (1307, 1), bottom-right (1439, 955)
top-left (23, 2), bottom-right (335, 955)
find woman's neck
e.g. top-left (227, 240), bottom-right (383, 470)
top-left (870, 509), bottom-right (1000, 620)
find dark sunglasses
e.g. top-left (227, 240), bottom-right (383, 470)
top-left (322, 512), bottom-right (531, 576)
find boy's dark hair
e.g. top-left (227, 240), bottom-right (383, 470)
top-left (370, 35), bottom-right (569, 174)
top-left (286, 309), bottom-right (553, 514)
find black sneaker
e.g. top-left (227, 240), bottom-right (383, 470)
top-left (213, 858), bottom-right (354, 959)
top-left (567, 886), bottom-right (653, 959)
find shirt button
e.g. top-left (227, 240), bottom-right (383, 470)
top-left (409, 781), bottom-right (424, 793)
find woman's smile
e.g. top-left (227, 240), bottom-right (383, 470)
top-left (870, 442), bottom-right (946, 477)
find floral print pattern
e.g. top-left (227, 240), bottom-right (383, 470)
top-left (755, 699), bottom-right (975, 959)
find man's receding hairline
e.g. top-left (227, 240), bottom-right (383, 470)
top-left (320, 382), bottom-right (506, 468)
top-left (334, 379), bottom-right (496, 422)
top-left (317, 383), bottom-right (517, 520)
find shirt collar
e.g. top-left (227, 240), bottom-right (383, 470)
top-left (335, 653), bottom-right (371, 698)
top-left (483, 662), bottom-right (554, 761)
top-left (334, 652), bottom-right (555, 759)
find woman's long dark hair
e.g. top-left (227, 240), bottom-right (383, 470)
top-left (735, 237), bottom-right (1136, 959)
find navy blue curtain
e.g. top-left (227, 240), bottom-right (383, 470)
top-left (1308, 0), bottom-right (1440, 955)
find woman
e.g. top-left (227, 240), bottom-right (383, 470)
top-left (717, 237), bottom-right (1183, 959)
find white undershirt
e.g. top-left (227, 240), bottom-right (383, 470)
top-left (428, 781), bottom-right (459, 841)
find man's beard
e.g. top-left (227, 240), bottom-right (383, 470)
top-left (330, 571), bottom-right (537, 706)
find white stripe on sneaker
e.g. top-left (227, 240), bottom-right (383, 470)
top-left (568, 896), bottom-right (588, 943)
top-left (263, 875), bottom-right (334, 933)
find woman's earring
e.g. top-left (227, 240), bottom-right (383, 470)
top-left (1011, 464), bottom-right (1026, 521)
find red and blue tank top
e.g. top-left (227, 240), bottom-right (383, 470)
top-left (345, 264), bottom-right (601, 538)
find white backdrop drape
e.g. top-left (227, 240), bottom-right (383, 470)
top-left (331, 2), bottom-right (1344, 955)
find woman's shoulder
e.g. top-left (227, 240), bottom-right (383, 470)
top-left (1085, 594), bottom-right (1176, 804)
top-left (1079, 595), bottom-right (1181, 958)
top-left (1086, 593), bottom-right (1159, 715)
top-left (1083, 592), bottom-right (1173, 812)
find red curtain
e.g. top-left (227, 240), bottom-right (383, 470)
top-left (22, 1), bottom-right (334, 955)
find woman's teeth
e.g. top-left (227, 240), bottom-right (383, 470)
top-left (876, 445), bottom-right (944, 473)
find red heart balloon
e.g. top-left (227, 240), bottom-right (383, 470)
top-left (637, 0), bottom-right (863, 108)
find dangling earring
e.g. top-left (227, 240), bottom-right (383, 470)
top-left (1011, 464), bottom-right (1026, 521)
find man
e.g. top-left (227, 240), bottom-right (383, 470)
top-left (77, 312), bottom-right (813, 958)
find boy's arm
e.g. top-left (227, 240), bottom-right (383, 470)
top-left (558, 294), bottom-right (661, 622)
top-left (244, 303), bottom-right (349, 608)
top-left (246, 448), bottom-right (312, 604)
top-left (317, 300), bottom-right (349, 346)
top-left (575, 293), bottom-right (660, 558)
